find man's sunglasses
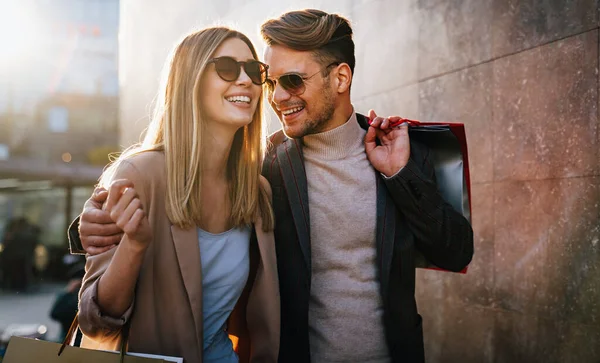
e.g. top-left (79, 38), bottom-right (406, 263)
top-left (265, 62), bottom-right (340, 97)
top-left (207, 56), bottom-right (269, 86)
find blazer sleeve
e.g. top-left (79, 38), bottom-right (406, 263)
top-left (383, 140), bottom-right (474, 272)
top-left (68, 217), bottom-right (85, 255)
top-left (78, 159), bottom-right (148, 340)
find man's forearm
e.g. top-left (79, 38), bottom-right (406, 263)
top-left (385, 158), bottom-right (474, 271)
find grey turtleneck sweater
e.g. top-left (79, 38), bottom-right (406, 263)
top-left (303, 112), bottom-right (390, 363)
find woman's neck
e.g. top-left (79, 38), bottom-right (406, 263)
top-left (201, 123), bottom-right (238, 181)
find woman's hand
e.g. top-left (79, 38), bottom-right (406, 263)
top-left (104, 179), bottom-right (152, 251)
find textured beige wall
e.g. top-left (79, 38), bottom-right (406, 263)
top-left (119, 1), bottom-right (600, 361)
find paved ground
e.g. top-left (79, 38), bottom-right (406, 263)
top-left (0, 283), bottom-right (64, 343)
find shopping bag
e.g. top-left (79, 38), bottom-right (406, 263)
top-left (406, 121), bottom-right (471, 221)
top-left (2, 337), bottom-right (167, 363)
top-left (408, 120), bottom-right (471, 273)
top-left (371, 118), bottom-right (472, 273)
top-left (2, 314), bottom-right (168, 363)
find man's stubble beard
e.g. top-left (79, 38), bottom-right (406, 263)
top-left (283, 82), bottom-right (336, 139)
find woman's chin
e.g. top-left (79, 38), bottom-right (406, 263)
top-left (224, 115), bottom-right (253, 129)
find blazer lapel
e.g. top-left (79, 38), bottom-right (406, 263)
top-left (170, 225), bottom-right (203, 356)
top-left (254, 218), bottom-right (278, 282)
top-left (276, 138), bottom-right (312, 277)
top-left (358, 112), bottom-right (396, 298)
top-left (376, 159), bottom-right (397, 302)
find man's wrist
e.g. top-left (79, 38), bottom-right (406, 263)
top-left (381, 166), bottom-right (404, 179)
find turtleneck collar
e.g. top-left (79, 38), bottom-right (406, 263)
top-left (302, 112), bottom-right (364, 160)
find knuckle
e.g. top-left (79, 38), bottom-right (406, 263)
top-left (125, 189), bottom-right (137, 201)
top-left (81, 211), bottom-right (92, 221)
top-left (79, 221), bottom-right (88, 231)
top-left (123, 225), bottom-right (135, 235)
top-left (85, 237), bottom-right (95, 247)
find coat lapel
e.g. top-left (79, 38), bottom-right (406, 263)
top-left (170, 225), bottom-right (203, 359)
top-left (362, 110), bottom-right (396, 300)
top-left (276, 138), bottom-right (312, 276)
top-left (251, 219), bottom-right (281, 357)
top-left (376, 175), bottom-right (396, 301)
top-left (254, 218), bottom-right (278, 284)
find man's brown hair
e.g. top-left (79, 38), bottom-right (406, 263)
top-left (260, 9), bottom-right (355, 74)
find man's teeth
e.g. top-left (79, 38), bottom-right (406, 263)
top-left (282, 107), bottom-right (304, 116)
top-left (226, 96), bottom-right (251, 103)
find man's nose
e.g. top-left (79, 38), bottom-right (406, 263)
top-left (270, 82), bottom-right (292, 104)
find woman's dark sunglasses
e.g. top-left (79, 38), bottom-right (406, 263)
top-left (207, 56), bottom-right (269, 86)
top-left (265, 62), bottom-right (340, 97)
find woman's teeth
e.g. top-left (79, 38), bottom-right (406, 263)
top-left (226, 96), bottom-right (251, 103)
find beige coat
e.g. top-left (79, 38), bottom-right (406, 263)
top-left (78, 151), bottom-right (280, 363)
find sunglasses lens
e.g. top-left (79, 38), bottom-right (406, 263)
top-left (214, 57), bottom-right (239, 82)
top-left (280, 74), bottom-right (305, 95)
top-left (245, 61), bottom-right (267, 85)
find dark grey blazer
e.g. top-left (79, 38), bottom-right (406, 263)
top-left (262, 113), bottom-right (473, 363)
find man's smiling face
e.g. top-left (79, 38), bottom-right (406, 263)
top-left (264, 45), bottom-right (337, 139)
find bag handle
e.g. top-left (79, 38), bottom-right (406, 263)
top-left (57, 313), bottom-right (130, 363)
top-left (367, 117), bottom-right (420, 128)
top-left (58, 313), bottom-right (80, 354)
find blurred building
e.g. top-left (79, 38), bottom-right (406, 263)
top-left (0, 0), bottom-right (120, 278)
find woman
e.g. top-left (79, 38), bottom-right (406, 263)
top-left (78, 27), bottom-right (279, 363)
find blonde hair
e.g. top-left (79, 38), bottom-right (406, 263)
top-left (100, 27), bottom-right (274, 231)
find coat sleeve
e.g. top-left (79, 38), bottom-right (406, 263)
top-left (68, 217), bottom-right (85, 255)
top-left (77, 159), bottom-right (148, 340)
top-left (383, 141), bottom-right (474, 272)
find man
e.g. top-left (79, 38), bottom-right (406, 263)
top-left (69, 9), bottom-right (473, 363)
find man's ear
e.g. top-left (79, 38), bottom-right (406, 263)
top-left (333, 63), bottom-right (352, 93)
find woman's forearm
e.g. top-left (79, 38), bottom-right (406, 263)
top-left (96, 236), bottom-right (147, 318)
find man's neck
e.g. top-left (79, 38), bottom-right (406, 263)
top-left (320, 101), bottom-right (354, 133)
